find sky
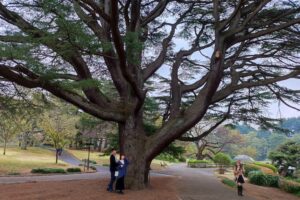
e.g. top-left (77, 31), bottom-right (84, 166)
top-left (268, 79), bottom-right (300, 118)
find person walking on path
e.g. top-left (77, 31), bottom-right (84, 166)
top-left (107, 149), bottom-right (118, 192)
top-left (115, 155), bottom-right (129, 194)
top-left (234, 160), bottom-right (245, 196)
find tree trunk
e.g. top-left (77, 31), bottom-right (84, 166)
top-left (3, 138), bottom-right (7, 155)
top-left (55, 149), bottom-right (58, 164)
top-left (119, 116), bottom-right (149, 190)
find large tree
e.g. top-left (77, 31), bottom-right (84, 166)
top-left (0, 0), bottom-right (300, 188)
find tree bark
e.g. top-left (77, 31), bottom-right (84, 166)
top-left (3, 138), bottom-right (7, 155)
top-left (55, 149), bottom-right (58, 164)
top-left (119, 115), bottom-right (150, 189)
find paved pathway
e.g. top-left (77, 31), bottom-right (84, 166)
top-left (162, 164), bottom-right (255, 200)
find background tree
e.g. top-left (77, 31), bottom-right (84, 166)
top-left (0, 0), bottom-right (300, 188)
top-left (0, 111), bottom-right (19, 155)
top-left (40, 108), bottom-right (78, 164)
top-left (269, 141), bottom-right (300, 176)
top-left (214, 152), bottom-right (232, 174)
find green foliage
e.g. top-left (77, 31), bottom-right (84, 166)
top-left (188, 159), bottom-right (213, 164)
top-left (248, 171), bottom-right (268, 186)
top-left (213, 153), bottom-right (231, 166)
top-left (279, 179), bottom-right (300, 195)
top-left (31, 168), bottom-right (66, 174)
top-left (268, 141), bottom-right (300, 173)
top-left (266, 175), bottom-right (280, 188)
top-left (249, 171), bottom-right (279, 187)
top-left (253, 162), bottom-right (278, 173)
top-left (222, 178), bottom-right (237, 188)
top-left (66, 168), bottom-right (81, 173)
top-left (244, 164), bottom-right (261, 177)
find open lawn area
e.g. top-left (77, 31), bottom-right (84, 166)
top-left (67, 149), bottom-right (171, 170)
top-left (0, 147), bottom-right (71, 175)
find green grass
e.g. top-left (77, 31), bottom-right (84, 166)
top-left (67, 149), bottom-right (109, 165)
top-left (222, 178), bottom-right (236, 187)
top-left (0, 147), bottom-right (71, 175)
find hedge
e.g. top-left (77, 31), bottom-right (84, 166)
top-left (188, 159), bottom-right (213, 164)
top-left (244, 164), bottom-right (261, 177)
top-left (31, 168), bottom-right (66, 174)
top-left (66, 168), bottom-right (82, 173)
top-left (253, 162), bottom-right (278, 173)
top-left (248, 171), bottom-right (279, 187)
top-left (279, 179), bottom-right (300, 195)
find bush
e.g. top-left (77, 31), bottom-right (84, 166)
top-left (66, 168), bottom-right (81, 173)
top-left (156, 153), bottom-right (179, 162)
top-left (279, 179), bottom-right (300, 194)
top-left (222, 178), bottom-right (236, 188)
top-left (253, 162), bottom-right (278, 173)
top-left (213, 153), bottom-right (231, 166)
top-left (102, 164), bottom-right (109, 167)
top-left (244, 164), bottom-right (261, 177)
top-left (188, 159), bottom-right (213, 164)
top-left (249, 171), bottom-right (268, 186)
top-left (265, 174), bottom-right (279, 187)
top-left (248, 171), bottom-right (279, 187)
top-left (31, 168), bottom-right (66, 174)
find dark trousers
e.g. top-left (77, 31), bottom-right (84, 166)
top-left (107, 171), bottom-right (116, 191)
top-left (116, 176), bottom-right (125, 191)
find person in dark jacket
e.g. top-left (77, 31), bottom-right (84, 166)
top-left (107, 149), bottom-right (118, 192)
top-left (234, 160), bottom-right (245, 196)
top-left (115, 155), bottom-right (129, 194)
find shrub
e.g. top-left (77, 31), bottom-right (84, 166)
top-left (249, 171), bottom-right (268, 186)
top-left (253, 162), bottom-right (278, 173)
top-left (90, 166), bottom-right (97, 170)
top-left (188, 159), bottom-right (213, 164)
top-left (244, 164), bottom-right (261, 177)
top-left (8, 172), bottom-right (21, 176)
top-left (265, 174), bottom-right (279, 187)
top-left (31, 168), bottom-right (66, 174)
top-left (213, 153), bottom-right (231, 166)
top-left (279, 179), bottom-right (300, 194)
top-left (222, 178), bottom-right (236, 188)
top-left (102, 164), bottom-right (109, 167)
top-left (66, 168), bottom-right (81, 173)
top-left (248, 171), bottom-right (279, 187)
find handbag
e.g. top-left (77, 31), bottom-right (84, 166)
top-left (114, 171), bottom-right (119, 177)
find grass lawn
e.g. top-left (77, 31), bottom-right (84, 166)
top-left (67, 149), bottom-right (171, 170)
top-left (67, 149), bottom-right (110, 165)
top-left (0, 147), bottom-right (71, 175)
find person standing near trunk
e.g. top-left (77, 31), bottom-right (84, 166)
top-left (107, 148), bottom-right (118, 192)
top-left (115, 155), bottom-right (129, 194)
top-left (234, 160), bottom-right (245, 196)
